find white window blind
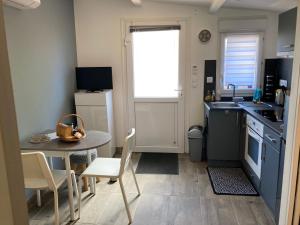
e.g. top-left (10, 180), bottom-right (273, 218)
top-left (222, 34), bottom-right (261, 92)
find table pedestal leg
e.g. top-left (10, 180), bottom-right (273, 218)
top-left (87, 150), bottom-right (95, 194)
top-left (64, 154), bottom-right (75, 221)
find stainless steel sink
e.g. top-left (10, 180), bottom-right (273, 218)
top-left (211, 102), bottom-right (240, 108)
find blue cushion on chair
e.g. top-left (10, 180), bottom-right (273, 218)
top-left (70, 149), bottom-right (97, 164)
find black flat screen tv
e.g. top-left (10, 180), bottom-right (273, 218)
top-left (76, 67), bottom-right (113, 91)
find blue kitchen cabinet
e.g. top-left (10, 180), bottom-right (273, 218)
top-left (277, 7), bottom-right (297, 56)
top-left (275, 141), bottom-right (286, 224)
top-left (207, 109), bottom-right (242, 166)
top-left (260, 137), bottom-right (280, 215)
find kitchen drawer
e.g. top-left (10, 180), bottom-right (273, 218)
top-left (263, 126), bottom-right (281, 150)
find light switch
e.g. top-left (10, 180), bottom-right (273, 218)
top-left (207, 76), bottom-right (213, 83)
top-left (192, 65), bottom-right (199, 76)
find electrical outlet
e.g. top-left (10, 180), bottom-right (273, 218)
top-left (207, 76), bottom-right (213, 83)
top-left (280, 79), bottom-right (288, 87)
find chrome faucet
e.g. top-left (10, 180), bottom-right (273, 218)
top-left (227, 84), bottom-right (236, 99)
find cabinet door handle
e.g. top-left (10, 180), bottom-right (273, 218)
top-left (264, 144), bottom-right (266, 161)
top-left (282, 44), bottom-right (294, 48)
top-left (236, 112), bottom-right (239, 126)
top-left (265, 134), bottom-right (276, 143)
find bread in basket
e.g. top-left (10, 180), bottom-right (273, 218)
top-left (56, 114), bottom-right (86, 142)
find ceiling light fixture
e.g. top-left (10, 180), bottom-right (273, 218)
top-left (209, 0), bottom-right (227, 13)
top-left (131, 0), bottom-right (142, 6)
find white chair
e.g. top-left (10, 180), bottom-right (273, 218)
top-left (21, 152), bottom-right (79, 225)
top-left (78, 128), bottom-right (140, 224)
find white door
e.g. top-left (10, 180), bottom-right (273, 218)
top-left (125, 22), bottom-right (186, 153)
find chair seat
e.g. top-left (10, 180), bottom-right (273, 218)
top-left (81, 158), bottom-right (121, 178)
top-left (24, 169), bottom-right (73, 190)
top-left (70, 149), bottom-right (97, 164)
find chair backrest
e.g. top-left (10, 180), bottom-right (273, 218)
top-left (119, 128), bottom-right (135, 175)
top-left (21, 152), bottom-right (56, 190)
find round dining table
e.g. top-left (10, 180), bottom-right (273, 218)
top-left (20, 130), bottom-right (112, 221)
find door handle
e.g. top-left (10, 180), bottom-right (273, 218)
top-left (282, 44), bottom-right (294, 49)
top-left (261, 143), bottom-right (266, 161)
top-left (174, 89), bottom-right (183, 97)
top-left (261, 143), bottom-right (264, 161)
top-left (265, 134), bottom-right (276, 144)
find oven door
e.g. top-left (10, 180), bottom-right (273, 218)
top-left (245, 126), bottom-right (263, 178)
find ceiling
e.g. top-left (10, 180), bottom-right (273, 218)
top-left (145, 0), bottom-right (298, 12)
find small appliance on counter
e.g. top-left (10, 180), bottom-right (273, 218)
top-left (275, 88), bottom-right (285, 106)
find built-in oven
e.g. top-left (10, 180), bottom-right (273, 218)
top-left (245, 115), bottom-right (264, 179)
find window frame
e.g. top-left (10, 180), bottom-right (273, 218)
top-left (220, 32), bottom-right (264, 96)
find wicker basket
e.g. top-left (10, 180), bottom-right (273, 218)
top-left (56, 114), bottom-right (86, 142)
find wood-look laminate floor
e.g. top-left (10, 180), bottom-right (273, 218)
top-left (28, 153), bottom-right (276, 225)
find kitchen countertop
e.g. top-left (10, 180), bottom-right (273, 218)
top-left (205, 101), bottom-right (284, 136)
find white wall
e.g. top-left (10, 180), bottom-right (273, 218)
top-left (74, 0), bottom-right (278, 147)
top-left (0, 1), bottom-right (28, 222)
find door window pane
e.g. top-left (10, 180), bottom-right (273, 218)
top-left (132, 30), bottom-right (179, 98)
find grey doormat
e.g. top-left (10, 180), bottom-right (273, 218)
top-left (136, 153), bottom-right (179, 175)
top-left (207, 167), bottom-right (259, 196)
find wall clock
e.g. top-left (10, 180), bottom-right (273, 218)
top-left (198, 29), bottom-right (211, 43)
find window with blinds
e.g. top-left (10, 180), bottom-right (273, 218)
top-left (222, 34), bottom-right (261, 92)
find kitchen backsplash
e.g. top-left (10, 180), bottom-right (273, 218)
top-left (203, 58), bottom-right (293, 103)
top-left (204, 60), bottom-right (216, 101)
top-left (263, 58), bottom-right (293, 102)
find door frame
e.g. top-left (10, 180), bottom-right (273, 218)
top-left (279, 5), bottom-right (300, 225)
top-left (292, 163), bottom-right (300, 224)
top-left (0, 2), bottom-right (29, 224)
top-left (121, 17), bottom-right (191, 153)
